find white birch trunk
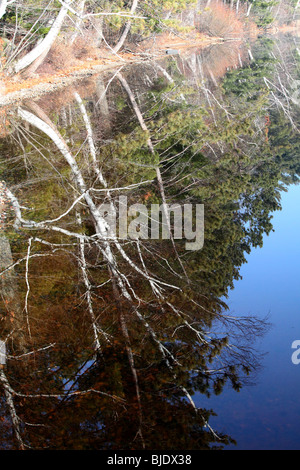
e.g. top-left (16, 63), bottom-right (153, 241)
top-left (0, 370), bottom-right (25, 449)
top-left (70, 0), bottom-right (86, 44)
top-left (96, 78), bottom-right (110, 120)
top-left (0, 0), bottom-right (7, 19)
top-left (0, 340), bottom-right (6, 365)
top-left (14, 0), bottom-right (71, 73)
top-left (113, 0), bottom-right (139, 53)
top-left (0, 0), bottom-right (14, 19)
top-left (17, 104), bottom-right (177, 307)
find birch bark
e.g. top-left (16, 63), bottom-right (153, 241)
top-left (14, 0), bottom-right (71, 73)
top-left (113, 0), bottom-right (139, 53)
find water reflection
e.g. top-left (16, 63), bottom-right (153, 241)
top-left (0, 34), bottom-right (299, 449)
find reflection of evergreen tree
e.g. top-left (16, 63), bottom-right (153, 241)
top-left (20, 339), bottom-right (236, 450)
top-left (268, 110), bottom-right (300, 185)
top-left (1, 34), bottom-right (299, 449)
top-left (222, 38), bottom-right (276, 100)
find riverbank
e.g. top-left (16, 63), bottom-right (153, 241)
top-left (0, 32), bottom-right (223, 108)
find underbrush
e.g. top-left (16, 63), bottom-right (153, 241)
top-left (196, 2), bottom-right (247, 38)
top-left (38, 34), bottom-right (101, 74)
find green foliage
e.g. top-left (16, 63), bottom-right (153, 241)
top-left (251, 0), bottom-right (278, 28)
top-left (223, 38), bottom-right (276, 99)
top-left (0, 29), bottom-right (299, 450)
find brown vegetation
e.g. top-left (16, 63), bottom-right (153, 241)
top-left (136, 30), bottom-right (215, 54)
top-left (200, 42), bottom-right (247, 81)
top-left (39, 34), bottom-right (102, 75)
top-left (0, 107), bottom-right (10, 137)
top-left (195, 1), bottom-right (258, 39)
top-left (269, 20), bottom-right (300, 35)
top-left (0, 30), bottom-right (219, 107)
top-left (0, 3), bottom-right (259, 107)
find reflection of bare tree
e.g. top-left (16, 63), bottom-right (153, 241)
top-left (0, 229), bottom-right (27, 450)
top-left (0, 61), bottom-right (273, 448)
top-left (0, 368), bottom-right (25, 450)
top-left (0, 231), bottom-right (26, 349)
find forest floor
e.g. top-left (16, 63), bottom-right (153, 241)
top-left (0, 31), bottom-right (223, 108)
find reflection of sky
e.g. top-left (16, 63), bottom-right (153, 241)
top-left (195, 184), bottom-right (300, 450)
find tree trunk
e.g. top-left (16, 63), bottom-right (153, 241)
top-left (0, 0), bottom-right (7, 19)
top-left (22, 46), bottom-right (51, 77)
top-left (246, 3), bottom-right (253, 17)
top-left (96, 77), bottom-right (111, 131)
top-left (14, 0), bottom-right (71, 73)
top-left (113, 0), bottom-right (139, 53)
top-left (0, 0), bottom-right (16, 18)
top-left (0, 233), bottom-right (26, 351)
top-left (70, 0), bottom-right (86, 44)
top-left (0, 370), bottom-right (25, 449)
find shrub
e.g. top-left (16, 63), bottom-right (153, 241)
top-left (195, 2), bottom-right (245, 39)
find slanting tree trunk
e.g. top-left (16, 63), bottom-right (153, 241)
top-left (0, 370), bottom-right (25, 450)
top-left (22, 45), bottom-right (51, 77)
top-left (246, 3), bottom-right (253, 17)
top-left (74, 92), bottom-right (108, 187)
top-left (0, 0), bottom-right (7, 19)
top-left (113, 0), bottom-right (139, 53)
top-left (93, 17), bottom-right (104, 47)
top-left (293, 0), bottom-right (300, 20)
top-left (70, 0), bottom-right (86, 44)
top-left (96, 77), bottom-right (111, 131)
top-left (14, 0), bottom-right (71, 74)
top-left (0, 234), bottom-right (17, 305)
top-left (0, 0), bottom-right (16, 20)
top-left (0, 0), bottom-right (14, 19)
top-left (0, 340), bottom-right (5, 366)
top-left (0, 232), bottom-right (27, 351)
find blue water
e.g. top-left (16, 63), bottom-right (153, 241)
top-left (196, 184), bottom-right (300, 450)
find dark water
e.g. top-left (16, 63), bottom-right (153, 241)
top-left (0, 34), bottom-right (299, 450)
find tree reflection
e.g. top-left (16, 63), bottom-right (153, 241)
top-left (0, 36), bottom-right (299, 449)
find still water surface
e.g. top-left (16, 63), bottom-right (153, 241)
top-left (197, 184), bottom-right (300, 450)
top-left (0, 34), bottom-right (299, 450)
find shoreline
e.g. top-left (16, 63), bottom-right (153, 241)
top-left (0, 34), bottom-right (224, 108)
top-left (0, 58), bottom-right (140, 107)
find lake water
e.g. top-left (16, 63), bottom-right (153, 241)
top-left (196, 184), bottom-right (300, 450)
top-left (0, 33), bottom-right (299, 450)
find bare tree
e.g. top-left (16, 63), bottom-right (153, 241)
top-left (113, 0), bottom-right (140, 53)
top-left (14, 0), bottom-right (72, 74)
